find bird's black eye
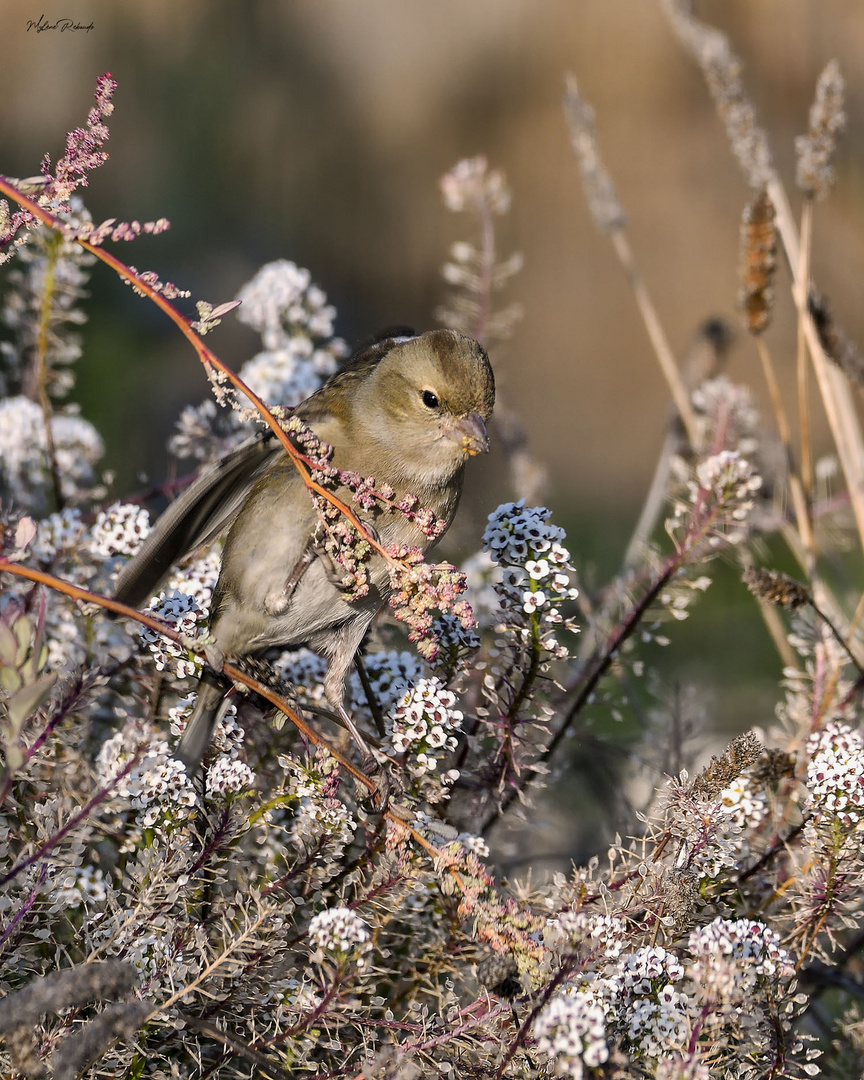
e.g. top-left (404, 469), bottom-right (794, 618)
top-left (421, 389), bottom-right (439, 409)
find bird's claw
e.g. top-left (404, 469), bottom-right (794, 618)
top-left (356, 753), bottom-right (405, 814)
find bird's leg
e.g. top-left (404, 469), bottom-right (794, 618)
top-left (335, 703), bottom-right (403, 811)
top-left (263, 540), bottom-right (317, 615)
top-left (354, 652), bottom-right (386, 737)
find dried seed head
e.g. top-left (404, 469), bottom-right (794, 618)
top-left (689, 731), bottom-right (762, 800)
top-left (563, 75), bottom-right (626, 234)
top-left (661, 0), bottom-right (774, 189)
top-left (750, 748), bottom-right (797, 787)
top-left (663, 869), bottom-right (700, 936)
top-left (809, 288), bottom-right (864, 389)
top-left (738, 189), bottom-right (776, 336)
top-left (796, 59), bottom-right (846, 200)
top-left (742, 566), bottom-right (811, 610)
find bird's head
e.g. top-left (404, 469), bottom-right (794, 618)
top-left (354, 329), bottom-right (495, 488)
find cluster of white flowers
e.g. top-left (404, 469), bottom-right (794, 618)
top-left (624, 988), bottom-right (691, 1059)
top-left (31, 507), bottom-right (88, 562)
top-left (430, 611), bottom-right (481, 668)
top-left (170, 260), bottom-right (347, 462)
top-left (234, 259), bottom-right (348, 405)
top-left (688, 917), bottom-right (793, 1001)
top-left (549, 911), bottom-right (627, 959)
top-left (440, 156), bottom-right (511, 215)
top-left (533, 987), bottom-right (609, 1079)
top-left (275, 647), bottom-right (430, 723)
top-left (236, 260), bottom-right (341, 348)
top-left (805, 719), bottom-right (864, 828)
top-left (272, 647), bottom-right (329, 711)
top-left (96, 726), bottom-right (197, 830)
top-left (0, 396), bottom-right (103, 512)
top-left (168, 696), bottom-right (255, 795)
top-left (160, 547), bottom-right (221, 616)
top-left (308, 906), bottom-right (371, 968)
top-left (352, 650), bottom-right (428, 713)
top-left (689, 377), bottom-right (761, 458)
top-left (44, 600), bottom-right (88, 671)
top-left (140, 590), bottom-right (204, 679)
top-left (239, 336), bottom-right (341, 409)
top-left (482, 501), bottom-right (579, 643)
top-left (597, 947), bottom-right (690, 1059)
top-left (387, 677), bottom-right (463, 778)
top-left (719, 774), bottom-right (770, 830)
top-left (280, 751), bottom-right (357, 862)
top-left (669, 450), bottom-right (762, 549)
top-left (613, 946), bottom-right (685, 997)
top-left (90, 501), bottom-right (150, 558)
top-left (205, 755), bottom-right (256, 797)
top-left (694, 451), bottom-right (762, 519)
top-left (52, 411), bottom-right (106, 499)
top-left (458, 831), bottom-right (490, 858)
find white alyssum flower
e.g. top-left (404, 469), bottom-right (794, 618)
top-left (91, 501), bottom-right (150, 558)
top-left (0, 396), bottom-right (103, 510)
top-left (688, 917), bottom-right (794, 1001)
top-left (160, 546), bottom-right (221, 617)
top-left (96, 727), bottom-right (197, 829)
top-left (51, 864), bottom-right (108, 909)
top-left (237, 261), bottom-right (315, 345)
top-left (534, 987), bottom-right (609, 1078)
top-left (805, 719), bottom-right (864, 828)
top-left (205, 756), bottom-right (255, 797)
top-left (308, 906), bottom-right (371, 968)
top-left (549, 911), bottom-right (627, 959)
top-left (387, 677), bottom-right (463, 776)
top-left (140, 590), bottom-right (203, 679)
top-left (719, 774), bottom-right (770, 830)
top-left (481, 500), bottom-right (579, 651)
top-left (31, 507), bottom-right (87, 562)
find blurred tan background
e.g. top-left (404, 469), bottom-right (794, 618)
top-left (3, 0), bottom-right (862, 509)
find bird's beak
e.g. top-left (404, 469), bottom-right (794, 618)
top-left (445, 411), bottom-right (490, 456)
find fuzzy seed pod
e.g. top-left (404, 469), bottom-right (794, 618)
top-left (738, 189), bottom-right (776, 336)
top-left (742, 566), bottom-right (811, 610)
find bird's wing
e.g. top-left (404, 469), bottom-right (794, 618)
top-left (115, 328), bottom-right (413, 610)
top-left (113, 432), bottom-right (282, 607)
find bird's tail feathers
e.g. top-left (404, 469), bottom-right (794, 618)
top-left (175, 667), bottom-right (231, 773)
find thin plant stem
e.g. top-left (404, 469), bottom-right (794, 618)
top-left (30, 231), bottom-right (64, 510)
top-left (767, 174), bottom-right (864, 559)
top-left (609, 228), bottom-right (700, 449)
top-left (797, 197), bottom-right (815, 498)
top-left (754, 334), bottom-right (816, 573)
top-left (0, 177), bottom-right (404, 575)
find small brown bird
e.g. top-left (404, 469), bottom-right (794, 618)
top-left (115, 328), bottom-right (495, 772)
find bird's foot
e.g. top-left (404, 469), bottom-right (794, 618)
top-left (356, 752), bottom-right (409, 817)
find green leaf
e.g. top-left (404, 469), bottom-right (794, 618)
top-left (5, 672), bottom-right (57, 729)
